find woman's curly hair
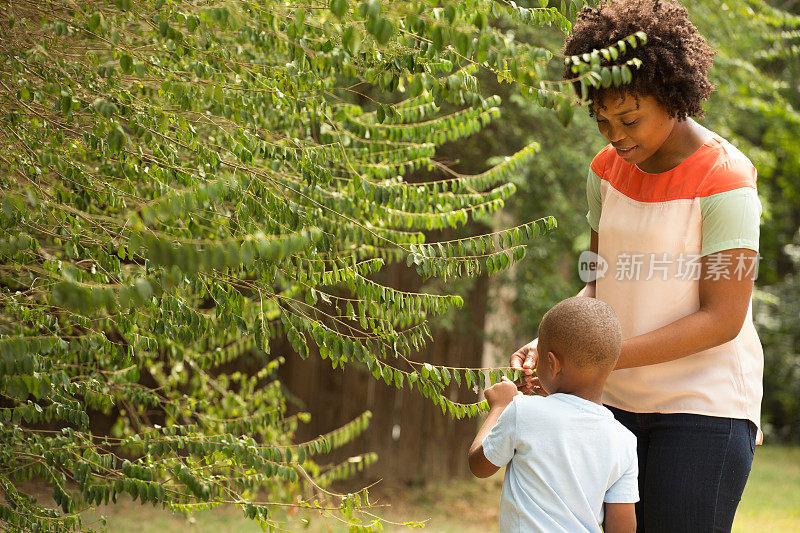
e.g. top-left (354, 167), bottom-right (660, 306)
top-left (562, 0), bottom-right (715, 121)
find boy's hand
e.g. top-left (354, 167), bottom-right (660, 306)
top-left (484, 377), bottom-right (521, 409)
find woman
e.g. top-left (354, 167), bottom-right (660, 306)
top-left (510, 1), bottom-right (763, 531)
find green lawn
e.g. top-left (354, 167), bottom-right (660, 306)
top-left (77, 445), bottom-right (799, 532)
top-left (733, 445), bottom-right (800, 533)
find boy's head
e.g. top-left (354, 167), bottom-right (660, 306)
top-left (535, 297), bottom-right (622, 394)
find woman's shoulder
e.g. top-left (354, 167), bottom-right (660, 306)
top-left (694, 133), bottom-right (757, 197)
top-left (589, 144), bottom-right (616, 178)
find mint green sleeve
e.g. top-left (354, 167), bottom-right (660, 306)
top-left (586, 168), bottom-right (602, 233)
top-left (699, 187), bottom-right (762, 257)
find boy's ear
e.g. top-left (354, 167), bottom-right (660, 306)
top-left (548, 351), bottom-right (563, 377)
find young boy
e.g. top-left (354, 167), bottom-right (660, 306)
top-left (468, 296), bottom-right (638, 533)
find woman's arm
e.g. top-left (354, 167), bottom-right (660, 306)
top-left (615, 248), bottom-right (757, 369)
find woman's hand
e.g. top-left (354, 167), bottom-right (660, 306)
top-left (509, 340), bottom-right (545, 395)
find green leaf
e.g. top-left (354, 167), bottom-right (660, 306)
top-left (557, 99), bottom-right (573, 127)
top-left (503, 251), bottom-right (512, 269)
top-left (421, 363), bottom-right (432, 379)
top-left (374, 18), bottom-right (394, 45)
top-left (444, 4), bottom-right (457, 24)
top-left (342, 26), bottom-right (361, 54)
top-left (134, 279), bottom-right (152, 302)
top-left (107, 125), bottom-right (127, 153)
top-left (600, 67), bottom-right (612, 88)
top-left (454, 32), bottom-right (470, 55)
top-left (88, 12), bottom-right (102, 32)
top-left (330, 0), bottom-right (349, 19)
top-left (621, 65), bottom-right (632, 84)
top-left (432, 25), bottom-right (444, 52)
top-left (611, 65), bottom-right (622, 86)
top-left (120, 54), bottom-right (134, 75)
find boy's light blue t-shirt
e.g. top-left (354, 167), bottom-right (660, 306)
top-left (482, 393), bottom-right (638, 533)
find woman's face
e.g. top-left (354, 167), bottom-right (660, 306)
top-left (592, 92), bottom-right (676, 167)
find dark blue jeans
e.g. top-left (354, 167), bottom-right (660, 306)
top-left (606, 406), bottom-right (757, 533)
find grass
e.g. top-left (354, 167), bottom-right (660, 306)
top-left (70, 445), bottom-right (799, 532)
top-left (733, 445), bottom-right (800, 533)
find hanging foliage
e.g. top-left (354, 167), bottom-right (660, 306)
top-left (0, 0), bottom-right (662, 530)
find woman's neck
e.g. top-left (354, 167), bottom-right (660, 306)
top-left (636, 118), bottom-right (711, 174)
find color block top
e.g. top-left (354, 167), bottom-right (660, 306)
top-left (586, 132), bottom-right (763, 433)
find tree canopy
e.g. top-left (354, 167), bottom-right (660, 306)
top-left (0, 0), bottom-right (628, 530)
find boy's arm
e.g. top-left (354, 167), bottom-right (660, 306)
top-left (468, 378), bottom-right (519, 478)
top-left (467, 406), bottom-right (504, 478)
top-left (603, 445), bottom-right (638, 533)
top-left (603, 502), bottom-right (636, 533)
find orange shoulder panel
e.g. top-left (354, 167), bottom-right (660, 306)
top-left (591, 136), bottom-right (756, 203)
top-left (589, 144), bottom-right (615, 178)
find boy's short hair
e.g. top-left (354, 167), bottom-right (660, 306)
top-left (538, 296), bottom-right (622, 369)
